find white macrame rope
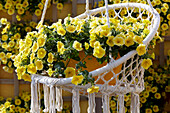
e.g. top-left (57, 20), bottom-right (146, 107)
top-left (131, 93), bottom-right (140, 113)
top-left (40, 0), bottom-right (49, 25)
top-left (88, 93), bottom-right (96, 113)
top-left (118, 94), bottom-right (125, 113)
top-left (43, 84), bottom-right (49, 112)
top-left (49, 85), bottom-right (56, 113)
top-left (55, 86), bottom-right (63, 112)
top-left (102, 94), bottom-right (110, 113)
top-left (72, 89), bottom-right (80, 113)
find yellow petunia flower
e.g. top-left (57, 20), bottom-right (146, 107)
top-left (145, 108), bottom-right (152, 113)
top-left (136, 44), bottom-right (146, 56)
top-left (35, 9), bottom-right (42, 17)
top-left (141, 58), bottom-right (152, 69)
top-left (37, 36), bottom-right (46, 47)
top-left (73, 40), bottom-right (83, 51)
top-left (22, 73), bottom-right (31, 82)
top-left (16, 3), bottom-right (23, 9)
top-left (71, 75), bottom-right (84, 85)
top-left (0, 18), bottom-right (7, 25)
top-left (47, 68), bottom-right (54, 77)
top-left (153, 105), bottom-right (159, 112)
top-left (161, 23), bottom-right (169, 31)
top-left (38, 3), bottom-right (44, 10)
top-left (154, 93), bottom-right (161, 99)
top-left (93, 46), bottom-right (105, 58)
top-left (8, 41), bottom-right (15, 47)
top-left (57, 26), bottom-right (66, 36)
top-left (85, 42), bottom-right (89, 50)
top-left (19, 108), bottom-right (26, 113)
top-left (15, 99), bottom-right (21, 106)
top-left (0, 52), bottom-right (5, 59)
top-left (2, 35), bottom-right (8, 41)
top-left (87, 86), bottom-right (99, 94)
top-left (35, 60), bottom-right (43, 70)
top-left (134, 35), bottom-right (143, 44)
top-left (17, 8), bottom-right (25, 15)
top-left (27, 63), bottom-right (37, 74)
top-left (125, 36), bottom-right (134, 47)
top-left (106, 36), bottom-right (114, 47)
top-left (151, 87), bottom-right (157, 93)
top-left (66, 25), bottom-right (76, 33)
top-left (140, 97), bottom-right (146, 103)
top-left (7, 9), bottom-right (15, 15)
top-left (32, 42), bottom-right (39, 52)
top-left (64, 67), bottom-right (76, 78)
top-left (23, 1), bottom-right (29, 8)
top-left (57, 3), bottom-right (63, 10)
top-left (113, 36), bottom-right (125, 46)
top-left (6, 53), bottom-right (12, 58)
top-left (37, 48), bottom-right (46, 59)
top-left (47, 53), bottom-right (54, 63)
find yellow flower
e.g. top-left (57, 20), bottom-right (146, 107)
top-left (14, 33), bottom-right (21, 40)
top-left (17, 8), bottom-right (25, 15)
top-left (161, 23), bottom-right (169, 31)
top-left (16, 66), bottom-right (26, 79)
top-left (93, 46), bottom-right (105, 58)
top-left (7, 9), bottom-right (15, 15)
top-left (22, 73), bottom-right (31, 82)
top-left (143, 28), bottom-right (150, 35)
top-left (38, 3), bottom-right (44, 10)
top-left (89, 39), bottom-right (96, 48)
top-left (134, 35), bottom-right (143, 44)
top-left (110, 100), bottom-right (116, 107)
top-left (5, 3), bottom-right (11, 9)
top-left (0, 18), bottom-right (7, 25)
top-left (35, 9), bottom-right (42, 16)
top-left (73, 40), bottom-right (83, 51)
top-left (143, 91), bottom-right (149, 98)
top-left (113, 36), bottom-right (125, 46)
top-left (66, 25), bottom-right (76, 33)
top-left (35, 60), bottom-right (43, 70)
top-left (15, 99), bottom-right (21, 105)
top-left (15, 106), bottom-right (20, 112)
top-left (153, 105), bottom-right (159, 112)
top-left (87, 86), bottom-right (99, 94)
top-left (94, 41), bottom-right (100, 48)
top-left (125, 36), bottom-right (134, 47)
top-left (37, 48), bottom-right (46, 59)
top-left (136, 44), bottom-right (146, 56)
top-left (2, 35), bottom-right (8, 41)
top-left (25, 27), bottom-right (32, 32)
top-left (37, 37), bottom-right (46, 47)
top-left (140, 97), bottom-right (146, 103)
top-left (57, 3), bottom-right (63, 10)
top-left (25, 37), bottom-right (32, 47)
top-left (161, 7), bottom-right (168, 13)
top-left (23, 1), bottom-right (29, 8)
top-left (71, 75), bottom-right (84, 85)
top-left (100, 30), bottom-right (111, 37)
top-left (27, 63), bottom-right (37, 74)
top-left (167, 14), bottom-right (170, 20)
top-left (146, 86), bottom-right (151, 92)
top-left (141, 58), bottom-right (152, 69)
top-left (0, 52), bottom-right (5, 59)
top-left (151, 87), bottom-right (157, 93)
top-left (47, 53), bottom-right (54, 63)
top-left (10, 105), bottom-right (15, 110)
top-left (32, 42), bottom-right (39, 52)
top-left (8, 61), bottom-right (12, 67)
top-left (16, 3), bottom-right (23, 9)
top-left (16, 15), bottom-right (21, 21)
top-left (19, 108), bottom-right (26, 113)
top-left (156, 8), bottom-right (161, 14)
top-left (145, 108), bottom-right (152, 113)
top-left (0, 3), bottom-right (3, 10)
top-left (64, 67), bottom-right (76, 78)
top-left (85, 42), bottom-right (89, 50)
top-left (154, 93), bottom-right (161, 99)
top-left (4, 101), bottom-right (11, 108)
top-left (47, 68), bottom-right (54, 77)
top-left (8, 41), bottom-right (15, 47)
top-left (106, 36), bottom-right (114, 47)
top-left (57, 41), bottom-right (65, 54)
top-left (57, 26), bottom-right (66, 36)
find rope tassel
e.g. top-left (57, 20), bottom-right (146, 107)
top-left (88, 93), bottom-right (96, 113)
top-left (131, 93), bottom-right (140, 113)
top-left (72, 89), bottom-right (80, 113)
top-left (30, 80), bottom-right (39, 113)
top-left (56, 87), bottom-right (63, 112)
top-left (43, 84), bottom-right (49, 112)
top-left (49, 85), bottom-right (56, 113)
top-left (102, 94), bottom-right (110, 113)
top-left (117, 94), bottom-right (125, 113)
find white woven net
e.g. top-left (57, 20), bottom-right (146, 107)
top-left (30, 0), bottom-right (160, 113)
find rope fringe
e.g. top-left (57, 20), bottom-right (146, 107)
top-left (88, 93), bottom-right (96, 113)
top-left (56, 86), bottom-right (63, 112)
top-left (72, 89), bottom-right (80, 113)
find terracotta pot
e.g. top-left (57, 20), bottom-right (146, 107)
top-left (68, 52), bottom-right (122, 86)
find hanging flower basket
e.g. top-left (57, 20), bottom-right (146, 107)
top-left (14, 0), bottom-right (160, 112)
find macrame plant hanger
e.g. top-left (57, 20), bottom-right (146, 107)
top-left (30, 0), bottom-right (160, 113)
